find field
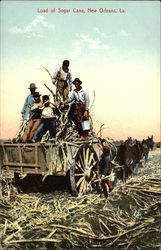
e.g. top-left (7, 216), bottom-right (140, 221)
top-left (0, 148), bottom-right (161, 250)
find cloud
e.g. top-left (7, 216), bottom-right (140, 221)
top-left (94, 27), bottom-right (106, 37)
top-left (81, 34), bottom-right (109, 50)
top-left (9, 15), bottom-right (55, 38)
top-left (70, 30), bottom-right (111, 58)
top-left (119, 29), bottom-right (129, 37)
top-left (94, 27), bottom-right (129, 38)
top-left (76, 33), bottom-right (109, 50)
top-left (73, 41), bottom-right (82, 56)
top-left (93, 27), bottom-right (113, 38)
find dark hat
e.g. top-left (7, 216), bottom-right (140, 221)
top-left (28, 83), bottom-right (37, 89)
top-left (33, 92), bottom-right (41, 97)
top-left (72, 78), bottom-right (82, 85)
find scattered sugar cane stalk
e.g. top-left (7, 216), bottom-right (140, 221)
top-left (46, 229), bottom-right (57, 239)
top-left (0, 148), bottom-right (160, 248)
top-left (3, 219), bottom-right (8, 235)
top-left (99, 218), bottom-right (112, 234)
top-left (49, 224), bottom-right (97, 238)
top-left (5, 238), bottom-right (62, 245)
top-left (34, 198), bottom-right (41, 210)
top-left (125, 184), bottom-right (161, 194)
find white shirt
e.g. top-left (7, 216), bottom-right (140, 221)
top-left (29, 102), bottom-right (43, 119)
top-left (69, 88), bottom-right (90, 110)
top-left (41, 106), bottom-right (55, 119)
top-left (53, 67), bottom-right (72, 89)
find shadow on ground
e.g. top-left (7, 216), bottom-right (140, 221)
top-left (14, 174), bottom-right (71, 194)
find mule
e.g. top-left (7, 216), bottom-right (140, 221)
top-left (115, 137), bottom-right (144, 181)
top-left (130, 139), bottom-right (144, 174)
top-left (115, 138), bottom-right (134, 182)
top-left (142, 135), bottom-right (154, 163)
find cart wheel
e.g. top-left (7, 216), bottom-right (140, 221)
top-left (70, 144), bottom-right (99, 196)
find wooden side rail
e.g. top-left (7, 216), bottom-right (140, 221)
top-left (3, 163), bottom-right (40, 167)
top-left (1, 143), bottom-right (41, 174)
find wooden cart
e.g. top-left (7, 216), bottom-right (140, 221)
top-left (0, 140), bottom-right (102, 196)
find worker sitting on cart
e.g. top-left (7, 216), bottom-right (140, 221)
top-left (99, 144), bottom-right (113, 197)
top-left (21, 92), bottom-right (43, 143)
top-left (14, 83), bottom-right (38, 142)
top-left (65, 78), bottom-right (90, 139)
top-left (32, 95), bottom-right (57, 142)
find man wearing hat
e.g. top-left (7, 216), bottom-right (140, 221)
top-left (22, 92), bottom-right (43, 142)
top-left (53, 60), bottom-right (72, 101)
top-left (67, 78), bottom-right (90, 138)
top-left (21, 83), bottom-right (38, 124)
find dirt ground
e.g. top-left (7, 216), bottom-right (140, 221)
top-left (0, 147), bottom-right (160, 250)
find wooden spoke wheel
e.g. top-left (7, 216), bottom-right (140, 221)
top-left (70, 144), bottom-right (99, 196)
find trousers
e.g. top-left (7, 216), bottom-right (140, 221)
top-left (22, 118), bottom-right (41, 142)
top-left (56, 80), bottom-right (69, 101)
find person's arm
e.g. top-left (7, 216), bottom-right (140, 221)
top-left (49, 101), bottom-right (57, 108)
top-left (21, 96), bottom-right (28, 117)
top-left (68, 72), bottom-right (73, 91)
top-left (84, 90), bottom-right (90, 117)
top-left (30, 102), bottom-right (43, 111)
top-left (84, 90), bottom-right (90, 111)
top-left (53, 68), bottom-right (58, 85)
top-left (66, 91), bottom-right (75, 104)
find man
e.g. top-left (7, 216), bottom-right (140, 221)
top-left (22, 92), bottom-right (43, 142)
top-left (99, 145), bottom-right (113, 197)
top-left (53, 60), bottom-right (72, 101)
top-left (67, 78), bottom-right (90, 139)
top-left (21, 83), bottom-right (38, 124)
top-left (32, 95), bottom-right (57, 142)
top-left (15, 83), bottom-right (38, 141)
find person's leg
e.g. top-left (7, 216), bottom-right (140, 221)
top-left (49, 119), bottom-right (56, 139)
top-left (101, 179), bottom-right (109, 198)
top-left (56, 81), bottom-right (64, 98)
top-left (22, 120), bottom-right (33, 142)
top-left (76, 104), bottom-right (85, 137)
top-left (63, 86), bottom-right (69, 101)
top-left (39, 121), bottom-right (48, 141)
top-left (32, 122), bottom-right (44, 142)
top-left (107, 180), bottom-right (113, 192)
top-left (68, 103), bottom-right (77, 123)
top-left (28, 119), bottom-right (41, 141)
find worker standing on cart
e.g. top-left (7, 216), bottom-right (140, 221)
top-left (52, 60), bottom-right (72, 101)
top-left (21, 83), bottom-right (38, 124)
top-left (66, 78), bottom-right (90, 139)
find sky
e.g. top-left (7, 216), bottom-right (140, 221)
top-left (0, 0), bottom-right (160, 142)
